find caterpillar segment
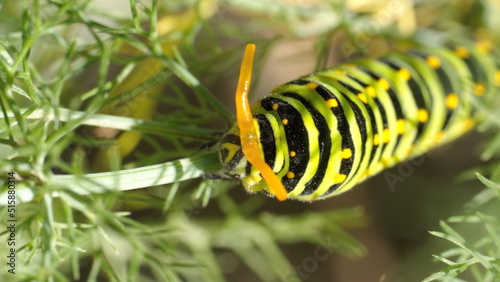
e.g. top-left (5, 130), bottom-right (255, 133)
top-left (219, 41), bottom-right (499, 201)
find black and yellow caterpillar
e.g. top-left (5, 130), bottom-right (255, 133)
top-left (218, 41), bottom-right (499, 202)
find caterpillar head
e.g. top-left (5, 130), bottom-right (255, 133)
top-left (219, 44), bottom-right (287, 201)
top-left (219, 126), bottom-right (245, 179)
top-left (218, 122), bottom-right (273, 196)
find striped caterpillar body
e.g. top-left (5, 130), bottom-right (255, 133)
top-left (219, 41), bottom-right (499, 202)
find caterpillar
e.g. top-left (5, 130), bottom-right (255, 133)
top-left (218, 41), bottom-right (499, 202)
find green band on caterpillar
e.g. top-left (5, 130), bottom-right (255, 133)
top-left (219, 41), bottom-right (498, 202)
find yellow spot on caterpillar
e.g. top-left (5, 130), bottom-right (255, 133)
top-left (365, 86), bottom-right (377, 98)
top-left (382, 157), bottom-right (395, 167)
top-left (445, 93), bottom-right (459, 109)
top-left (378, 78), bottom-right (390, 90)
top-left (334, 174), bottom-right (347, 184)
top-left (287, 171), bottom-right (295, 179)
top-left (251, 174), bottom-right (261, 182)
top-left (382, 128), bottom-right (390, 143)
top-left (454, 47), bottom-right (469, 58)
top-left (426, 56), bottom-right (441, 69)
top-left (417, 109), bottom-right (428, 123)
top-left (474, 82), bottom-right (485, 96)
top-left (357, 93), bottom-right (368, 104)
top-left (290, 151), bottom-right (296, 157)
top-left (333, 70), bottom-right (346, 76)
top-left (496, 71), bottom-right (500, 86)
top-left (373, 133), bottom-right (380, 146)
top-left (341, 148), bottom-right (352, 159)
top-left (476, 40), bottom-right (492, 53)
top-left (306, 82), bottom-right (319, 90)
top-left (397, 119), bottom-right (406, 134)
top-left (282, 119), bottom-right (289, 125)
top-left (326, 98), bottom-right (338, 108)
top-left (465, 117), bottom-right (475, 130)
top-left (398, 68), bottom-right (411, 81)
top-left (272, 104), bottom-right (279, 111)
top-left (434, 131), bottom-right (444, 144)
top-left (407, 145), bottom-right (415, 156)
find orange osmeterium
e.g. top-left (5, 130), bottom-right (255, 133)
top-left (235, 44), bottom-right (288, 201)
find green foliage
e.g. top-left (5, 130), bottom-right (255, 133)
top-left (424, 176), bottom-right (500, 281)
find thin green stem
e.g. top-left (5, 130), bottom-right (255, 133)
top-left (0, 152), bottom-right (221, 205)
top-left (3, 108), bottom-right (221, 141)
